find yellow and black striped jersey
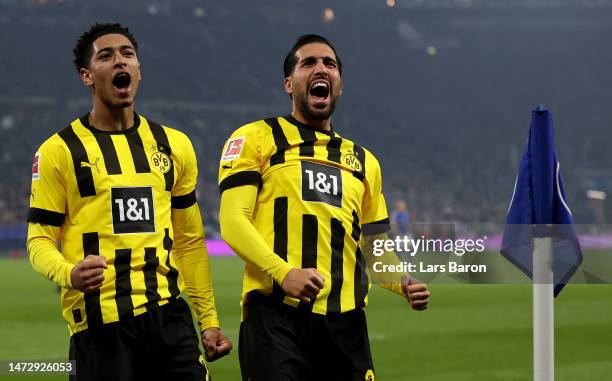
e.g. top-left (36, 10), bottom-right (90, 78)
top-left (27, 113), bottom-right (216, 334)
top-left (218, 115), bottom-right (389, 315)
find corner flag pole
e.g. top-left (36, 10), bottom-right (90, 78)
top-left (533, 236), bottom-right (554, 381)
top-left (531, 105), bottom-right (555, 381)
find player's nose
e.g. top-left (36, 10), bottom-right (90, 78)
top-left (113, 53), bottom-right (127, 67)
top-left (313, 59), bottom-right (328, 74)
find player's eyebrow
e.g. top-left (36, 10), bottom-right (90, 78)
top-left (95, 45), bottom-right (135, 55)
top-left (300, 55), bottom-right (337, 65)
top-left (322, 57), bottom-right (337, 66)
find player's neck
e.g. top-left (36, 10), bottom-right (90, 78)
top-left (89, 102), bottom-right (135, 132)
top-left (290, 110), bottom-right (332, 132)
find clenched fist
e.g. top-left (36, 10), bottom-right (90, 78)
top-left (281, 268), bottom-right (325, 303)
top-left (401, 276), bottom-right (430, 311)
top-left (71, 255), bottom-right (107, 293)
top-left (202, 327), bottom-right (233, 362)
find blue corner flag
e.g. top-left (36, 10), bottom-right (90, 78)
top-left (501, 106), bottom-right (582, 296)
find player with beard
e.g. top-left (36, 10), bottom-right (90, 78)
top-left (218, 34), bottom-right (430, 380)
top-left (26, 23), bottom-right (231, 381)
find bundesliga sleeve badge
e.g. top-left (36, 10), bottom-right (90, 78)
top-left (32, 152), bottom-right (41, 180)
top-left (221, 136), bottom-right (245, 161)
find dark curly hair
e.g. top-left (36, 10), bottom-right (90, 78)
top-left (73, 23), bottom-right (138, 73)
top-left (283, 34), bottom-right (342, 78)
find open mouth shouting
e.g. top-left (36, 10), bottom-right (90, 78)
top-left (308, 80), bottom-right (330, 108)
top-left (112, 72), bottom-right (131, 94)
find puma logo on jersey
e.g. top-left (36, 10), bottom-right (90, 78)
top-left (81, 157), bottom-right (100, 174)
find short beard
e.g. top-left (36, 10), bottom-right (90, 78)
top-left (297, 96), bottom-right (338, 121)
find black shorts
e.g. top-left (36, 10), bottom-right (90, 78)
top-left (69, 297), bottom-right (210, 381)
top-left (239, 292), bottom-right (375, 381)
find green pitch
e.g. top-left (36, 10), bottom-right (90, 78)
top-left (0, 256), bottom-right (610, 381)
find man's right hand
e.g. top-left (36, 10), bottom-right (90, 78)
top-left (280, 268), bottom-right (325, 303)
top-left (71, 255), bottom-right (107, 293)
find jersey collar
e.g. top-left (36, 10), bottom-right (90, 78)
top-left (284, 114), bottom-right (335, 136)
top-left (79, 112), bottom-right (141, 135)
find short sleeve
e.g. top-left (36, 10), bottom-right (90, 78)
top-left (218, 123), bottom-right (263, 193)
top-left (361, 153), bottom-right (390, 236)
top-left (27, 139), bottom-right (68, 226)
top-left (170, 132), bottom-right (198, 209)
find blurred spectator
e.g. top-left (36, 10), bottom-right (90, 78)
top-left (391, 199), bottom-right (410, 236)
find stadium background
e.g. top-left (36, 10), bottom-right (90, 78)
top-left (0, 0), bottom-right (611, 380)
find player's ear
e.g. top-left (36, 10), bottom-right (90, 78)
top-left (80, 68), bottom-right (93, 87)
top-left (338, 77), bottom-right (343, 96)
top-left (284, 76), bottom-right (293, 96)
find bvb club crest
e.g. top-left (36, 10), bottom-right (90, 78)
top-left (365, 369), bottom-right (375, 381)
top-left (151, 151), bottom-right (171, 173)
top-left (344, 152), bottom-right (363, 172)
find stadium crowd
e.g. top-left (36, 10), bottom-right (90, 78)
top-left (2, 0), bottom-right (612, 242)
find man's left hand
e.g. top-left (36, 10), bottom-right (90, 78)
top-left (401, 276), bottom-right (430, 311)
top-left (202, 327), bottom-right (233, 362)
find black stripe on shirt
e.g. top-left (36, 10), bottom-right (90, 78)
top-left (298, 126), bottom-right (316, 157)
top-left (27, 208), bottom-right (65, 226)
top-left (271, 197), bottom-right (288, 301)
top-left (326, 135), bottom-right (342, 164)
top-left (362, 218), bottom-right (391, 236)
top-left (265, 118), bottom-right (290, 166)
top-left (327, 218), bottom-right (345, 314)
top-left (273, 197), bottom-right (289, 262)
top-left (301, 214), bottom-right (318, 268)
top-left (351, 210), bottom-right (361, 242)
top-left (299, 214), bottom-right (319, 309)
top-left (114, 248), bottom-right (134, 319)
top-left (58, 125), bottom-right (96, 197)
top-left (351, 211), bottom-right (368, 308)
top-left (94, 134), bottom-right (122, 175)
top-left (82, 232), bottom-right (103, 327)
top-left (125, 131), bottom-right (151, 173)
top-left (219, 171), bottom-right (262, 194)
top-left (171, 190), bottom-right (196, 209)
top-left (354, 246), bottom-right (369, 309)
top-left (143, 247), bottom-right (161, 310)
top-left (149, 121), bottom-right (175, 191)
top-left (163, 228), bottom-right (180, 298)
